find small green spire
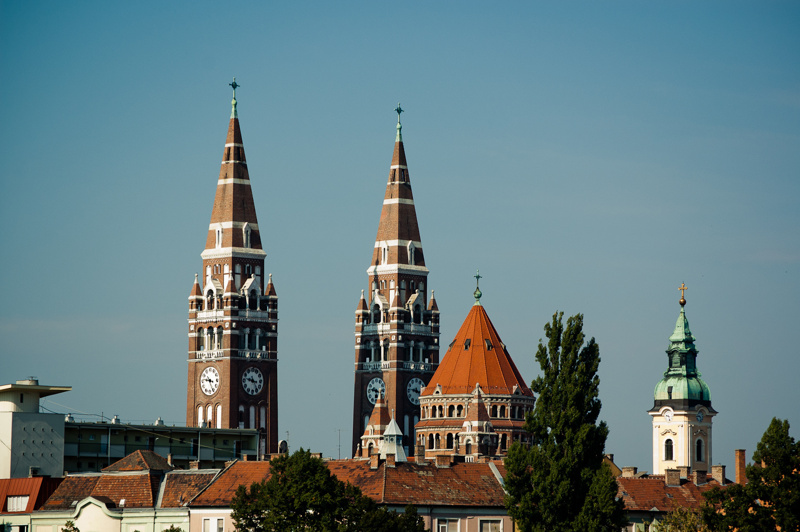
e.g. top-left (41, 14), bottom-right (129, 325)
top-left (230, 77), bottom-right (240, 119)
top-left (395, 103), bottom-right (403, 142)
top-left (473, 269), bottom-right (482, 305)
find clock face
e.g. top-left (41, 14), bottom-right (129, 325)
top-left (366, 377), bottom-right (386, 405)
top-left (696, 411), bottom-right (704, 422)
top-left (200, 367), bottom-right (220, 396)
top-left (242, 367), bottom-right (264, 395)
top-left (664, 410), bottom-right (673, 422)
top-left (406, 378), bottom-right (425, 405)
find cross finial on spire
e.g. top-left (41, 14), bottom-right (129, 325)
top-left (395, 103), bottom-right (404, 142)
top-left (678, 282), bottom-right (688, 307)
top-left (473, 269), bottom-right (483, 305)
top-left (229, 77), bottom-right (240, 119)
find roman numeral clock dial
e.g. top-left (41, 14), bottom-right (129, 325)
top-left (242, 367), bottom-right (264, 395)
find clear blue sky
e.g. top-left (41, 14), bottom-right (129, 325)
top-left (2, 1), bottom-right (798, 471)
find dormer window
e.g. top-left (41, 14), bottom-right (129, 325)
top-left (464, 339), bottom-right (471, 350)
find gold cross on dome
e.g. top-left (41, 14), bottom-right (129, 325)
top-left (678, 282), bottom-right (688, 298)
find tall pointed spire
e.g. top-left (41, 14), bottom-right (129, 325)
top-left (353, 106), bottom-right (440, 457)
top-left (187, 81), bottom-right (278, 457)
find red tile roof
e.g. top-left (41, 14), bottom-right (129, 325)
top-left (102, 450), bottom-right (174, 472)
top-left (422, 304), bottom-right (533, 397)
top-left (617, 476), bottom-right (724, 513)
top-left (41, 451), bottom-right (216, 510)
top-left (160, 471), bottom-right (220, 508)
top-left (0, 477), bottom-right (62, 513)
top-left (189, 459), bottom-right (506, 508)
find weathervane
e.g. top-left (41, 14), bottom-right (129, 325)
top-left (230, 77), bottom-right (240, 98)
top-left (473, 269), bottom-right (483, 303)
top-left (395, 103), bottom-right (403, 122)
top-left (678, 282), bottom-right (688, 307)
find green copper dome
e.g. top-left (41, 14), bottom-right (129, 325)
top-left (653, 305), bottom-right (711, 404)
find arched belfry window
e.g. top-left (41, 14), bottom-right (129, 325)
top-left (243, 223), bottom-right (251, 248)
top-left (407, 242), bottom-right (415, 265)
top-left (665, 438), bottom-right (674, 461)
top-left (215, 226), bottom-right (223, 249)
top-left (696, 438), bottom-right (704, 462)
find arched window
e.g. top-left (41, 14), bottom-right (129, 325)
top-left (491, 405), bottom-right (498, 417)
top-left (457, 405), bottom-right (463, 417)
top-left (238, 406), bottom-right (245, 428)
top-left (215, 227), bottom-right (223, 248)
top-left (371, 305), bottom-right (381, 324)
top-left (696, 439), bottom-right (704, 462)
top-left (438, 405), bottom-right (444, 418)
top-left (249, 406), bottom-right (256, 428)
top-left (428, 434), bottom-right (434, 449)
top-left (434, 434), bottom-right (440, 449)
top-left (446, 433), bottom-right (454, 449)
top-left (243, 224), bottom-right (251, 248)
top-left (216, 327), bottom-right (224, 349)
top-left (248, 328), bottom-right (256, 350)
top-left (665, 438), bottom-right (674, 461)
top-left (407, 242), bottom-right (415, 265)
top-left (206, 265), bottom-right (211, 283)
top-left (216, 405), bottom-right (222, 429)
top-left (260, 406), bottom-right (266, 429)
top-left (465, 440), bottom-right (472, 455)
top-left (198, 406), bottom-right (204, 426)
top-left (500, 434), bottom-right (507, 450)
top-left (197, 328), bottom-right (204, 351)
top-left (448, 405), bottom-right (455, 417)
top-left (207, 405), bottom-right (213, 426)
top-left (499, 405), bottom-right (506, 418)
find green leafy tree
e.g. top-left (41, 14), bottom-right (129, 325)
top-left (702, 418), bottom-right (800, 532)
top-left (660, 507), bottom-right (708, 531)
top-left (231, 448), bottom-right (426, 532)
top-left (62, 521), bottom-right (80, 532)
top-left (504, 312), bottom-right (625, 532)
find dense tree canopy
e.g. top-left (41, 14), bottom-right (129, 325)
top-left (504, 312), bottom-right (625, 532)
top-left (230, 448), bottom-right (425, 532)
top-left (702, 418), bottom-right (800, 532)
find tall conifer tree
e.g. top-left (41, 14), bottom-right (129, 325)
top-left (504, 312), bottom-right (625, 532)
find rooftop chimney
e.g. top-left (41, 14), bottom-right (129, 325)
top-left (435, 454), bottom-right (451, 468)
top-left (691, 470), bottom-right (707, 485)
top-left (711, 464), bottom-right (726, 485)
top-left (735, 449), bottom-right (747, 485)
top-left (189, 461), bottom-right (199, 470)
top-left (386, 453), bottom-right (396, 468)
top-left (678, 466), bottom-right (691, 478)
top-left (621, 467), bottom-right (638, 478)
top-left (665, 468), bottom-right (681, 487)
top-left (370, 453), bottom-right (380, 470)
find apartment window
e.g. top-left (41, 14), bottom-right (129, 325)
top-left (7, 495), bottom-right (30, 512)
top-left (480, 520), bottom-right (502, 532)
top-left (437, 519), bottom-right (459, 532)
top-left (203, 519), bottom-right (211, 532)
top-left (216, 518), bottom-right (224, 532)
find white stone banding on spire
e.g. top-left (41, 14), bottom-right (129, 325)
top-left (224, 143), bottom-right (244, 148)
top-left (374, 239), bottom-right (422, 248)
top-left (383, 198), bottom-right (415, 206)
top-left (208, 221), bottom-right (259, 231)
top-left (217, 178), bottom-right (251, 185)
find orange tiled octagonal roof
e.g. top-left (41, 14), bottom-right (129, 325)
top-left (422, 303), bottom-right (533, 397)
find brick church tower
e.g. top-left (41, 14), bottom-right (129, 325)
top-left (352, 106), bottom-right (440, 456)
top-left (186, 80), bottom-right (278, 456)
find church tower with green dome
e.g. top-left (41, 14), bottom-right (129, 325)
top-left (648, 284), bottom-right (717, 475)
